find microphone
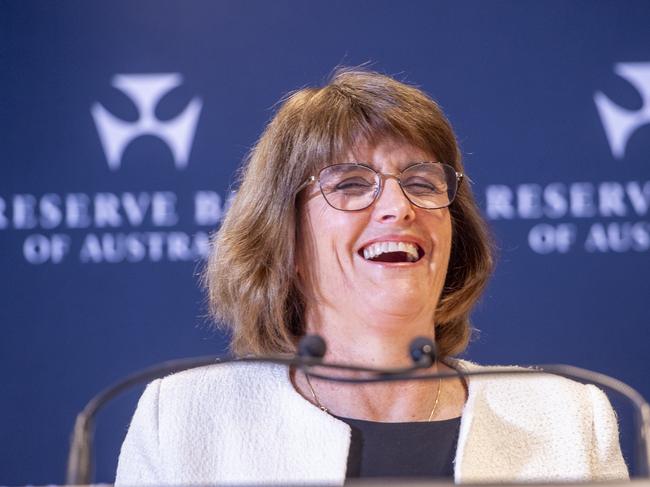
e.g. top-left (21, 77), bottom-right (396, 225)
top-left (298, 334), bottom-right (327, 359)
top-left (298, 334), bottom-right (435, 368)
top-left (409, 336), bottom-right (437, 368)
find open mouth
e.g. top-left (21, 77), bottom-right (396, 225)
top-left (359, 241), bottom-right (425, 263)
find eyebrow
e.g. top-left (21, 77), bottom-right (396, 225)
top-left (344, 160), bottom-right (437, 172)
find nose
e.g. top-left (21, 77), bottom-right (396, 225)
top-left (372, 176), bottom-right (415, 222)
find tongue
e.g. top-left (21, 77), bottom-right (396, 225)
top-left (370, 251), bottom-right (410, 263)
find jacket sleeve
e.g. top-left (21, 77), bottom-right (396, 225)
top-left (586, 384), bottom-right (629, 480)
top-left (115, 379), bottom-right (163, 486)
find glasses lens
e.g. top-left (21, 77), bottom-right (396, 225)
top-left (318, 164), bottom-right (378, 211)
top-left (401, 163), bottom-right (458, 209)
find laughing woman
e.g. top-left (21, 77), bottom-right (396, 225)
top-left (116, 68), bottom-right (628, 484)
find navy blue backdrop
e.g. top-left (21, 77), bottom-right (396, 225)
top-left (1, 1), bottom-right (649, 484)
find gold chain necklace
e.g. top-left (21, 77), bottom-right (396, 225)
top-left (304, 365), bottom-right (443, 421)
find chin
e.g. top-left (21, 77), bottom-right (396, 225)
top-left (364, 288), bottom-right (432, 316)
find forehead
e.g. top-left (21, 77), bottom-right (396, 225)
top-left (343, 139), bottom-right (436, 171)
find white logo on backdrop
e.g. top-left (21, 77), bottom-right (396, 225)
top-left (594, 62), bottom-right (650, 159)
top-left (481, 63), bottom-right (650, 255)
top-left (91, 73), bottom-right (203, 170)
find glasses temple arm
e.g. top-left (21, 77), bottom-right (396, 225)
top-left (295, 176), bottom-right (316, 195)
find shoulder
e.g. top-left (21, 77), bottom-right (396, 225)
top-left (151, 361), bottom-right (291, 409)
top-left (450, 358), bottom-right (602, 421)
top-left (451, 358), bottom-right (588, 394)
top-left (449, 359), bottom-right (628, 480)
top-left (124, 362), bottom-right (290, 438)
top-left (157, 360), bottom-right (288, 389)
top-left (124, 361), bottom-right (303, 457)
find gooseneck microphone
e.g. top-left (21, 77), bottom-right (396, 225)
top-left (66, 334), bottom-right (650, 485)
top-left (298, 334), bottom-right (327, 360)
top-left (298, 334), bottom-right (437, 369)
top-left (409, 336), bottom-right (437, 367)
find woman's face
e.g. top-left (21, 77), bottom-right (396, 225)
top-left (298, 139), bottom-right (452, 334)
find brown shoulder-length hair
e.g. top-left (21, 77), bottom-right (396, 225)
top-left (205, 67), bottom-right (494, 359)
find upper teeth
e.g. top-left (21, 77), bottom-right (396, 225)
top-left (362, 241), bottom-right (419, 262)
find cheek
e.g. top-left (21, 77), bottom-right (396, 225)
top-left (440, 217), bottom-right (453, 254)
top-left (427, 213), bottom-right (453, 270)
top-left (297, 205), bottom-right (364, 301)
top-left (443, 218), bottom-right (453, 258)
top-left (318, 213), bottom-right (360, 264)
top-left (423, 208), bottom-right (452, 241)
top-left (300, 202), bottom-right (347, 268)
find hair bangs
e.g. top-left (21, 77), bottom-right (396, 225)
top-left (290, 87), bottom-right (438, 179)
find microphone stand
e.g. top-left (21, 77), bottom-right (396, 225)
top-left (66, 351), bottom-right (435, 485)
top-left (65, 344), bottom-right (650, 485)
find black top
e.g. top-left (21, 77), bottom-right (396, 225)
top-left (334, 415), bottom-right (461, 479)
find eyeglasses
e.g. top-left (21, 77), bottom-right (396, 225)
top-left (297, 162), bottom-right (464, 211)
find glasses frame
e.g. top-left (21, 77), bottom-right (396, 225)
top-left (297, 162), bottom-right (464, 211)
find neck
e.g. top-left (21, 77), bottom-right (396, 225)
top-left (306, 304), bottom-right (436, 369)
top-left (294, 304), bottom-right (467, 422)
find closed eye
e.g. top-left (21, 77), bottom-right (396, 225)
top-left (334, 177), bottom-right (375, 192)
top-left (403, 180), bottom-right (445, 195)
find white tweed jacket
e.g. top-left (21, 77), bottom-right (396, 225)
top-left (115, 360), bottom-right (628, 485)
